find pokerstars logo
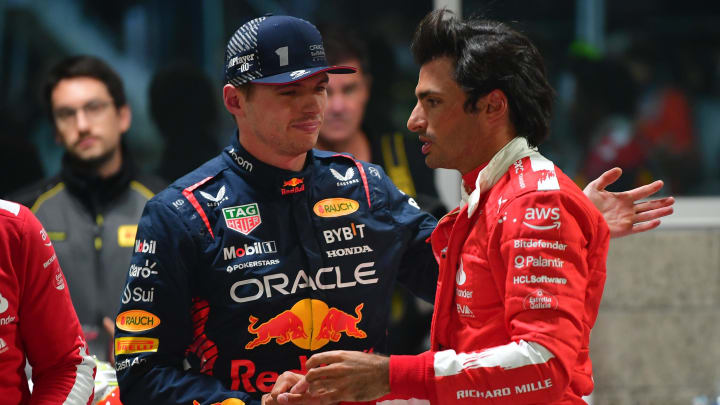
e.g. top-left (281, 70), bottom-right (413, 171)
top-left (223, 241), bottom-right (277, 261)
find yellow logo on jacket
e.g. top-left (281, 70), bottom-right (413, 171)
top-left (114, 337), bottom-right (159, 355)
top-left (313, 198), bottom-right (359, 218)
top-left (118, 225), bottom-right (138, 247)
top-left (116, 310), bottom-right (161, 332)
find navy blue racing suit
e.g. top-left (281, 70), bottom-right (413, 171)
top-left (114, 135), bottom-right (438, 405)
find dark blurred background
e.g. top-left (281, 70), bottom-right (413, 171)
top-left (1, 0), bottom-right (719, 195)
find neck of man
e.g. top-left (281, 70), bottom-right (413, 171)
top-left (238, 133), bottom-right (308, 172)
top-left (459, 126), bottom-right (516, 175)
top-left (69, 147), bottom-right (123, 179)
top-left (96, 150), bottom-right (123, 179)
top-left (316, 129), bottom-right (371, 162)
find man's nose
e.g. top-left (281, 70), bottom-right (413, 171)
top-left (326, 93), bottom-right (344, 112)
top-left (302, 93), bottom-right (324, 115)
top-left (75, 109), bottom-right (91, 132)
top-left (407, 102), bottom-right (426, 133)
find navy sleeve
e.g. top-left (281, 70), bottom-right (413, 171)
top-left (374, 164), bottom-right (438, 303)
top-left (114, 200), bottom-right (260, 405)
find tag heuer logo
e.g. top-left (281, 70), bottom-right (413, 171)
top-left (222, 203), bottom-right (261, 235)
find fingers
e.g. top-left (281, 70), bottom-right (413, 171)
top-left (634, 206), bottom-right (674, 223)
top-left (305, 350), bottom-right (345, 369)
top-left (628, 219), bottom-right (662, 235)
top-left (271, 371), bottom-right (305, 404)
top-left (290, 378), bottom-right (309, 394)
top-left (588, 167), bottom-right (623, 191)
top-left (304, 362), bottom-right (345, 383)
top-left (625, 180), bottom-right (665, 201)
top-left (634, 197), bottom-right (675, 213)
top-left (276, 392), bottom-right (306, 405)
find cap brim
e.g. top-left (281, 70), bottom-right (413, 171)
top-left (252, 65), bottom-right (356, 85)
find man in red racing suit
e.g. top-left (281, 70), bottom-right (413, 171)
top-left (284, 10), bottom-right (614, 405)
top-left (0, 199), bottom-right (95, 404)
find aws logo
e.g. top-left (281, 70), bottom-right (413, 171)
top-left (246, 299), bottom-right (366, 351)
top-left (313, 198), bottom-right (359, 218)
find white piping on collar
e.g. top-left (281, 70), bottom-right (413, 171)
top-left (461, 137), bottom-right (540, 218)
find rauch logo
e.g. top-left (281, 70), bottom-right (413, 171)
top-left (223, 203), bottom-right (262, 235)
top-left (116, 310), bottom-right (161, 332)
top-left (313, 198), bottom-right (359, 218)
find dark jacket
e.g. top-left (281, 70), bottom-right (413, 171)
top-left (10, 152), bottom-right (165, 361)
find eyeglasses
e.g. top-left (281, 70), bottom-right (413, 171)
top-left (53, 99), bottom-right (113, 127)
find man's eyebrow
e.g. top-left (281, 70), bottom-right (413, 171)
top-left (417, 90), bottom-right (440, 100)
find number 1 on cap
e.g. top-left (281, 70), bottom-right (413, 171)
top-left (275, 46), bottom-right (289, 67)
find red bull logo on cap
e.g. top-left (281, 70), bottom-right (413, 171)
top-left (222, 203), bottom-right (261, 235)
top-left (246, 299), bottom-right (366, 350)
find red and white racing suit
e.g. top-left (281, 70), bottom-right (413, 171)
top-left (389, 138), bottom-right (610, 404)
top-left (0, 199), bottom-right (95, 405)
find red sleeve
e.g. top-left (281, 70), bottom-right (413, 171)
top-left (16, 207), bottom-right (96, 405)
top-left (390, 191), bottom-right (607, 404)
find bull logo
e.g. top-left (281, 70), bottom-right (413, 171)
top-left (245, 310), bottom-right (308, 349)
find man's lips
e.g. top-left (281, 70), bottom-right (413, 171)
top-left (292, 120), bottom-right (322, 132)
top-left (75, 137), bottom-right (99, 149)
top-left (419, 136), bottom-right (432, 155)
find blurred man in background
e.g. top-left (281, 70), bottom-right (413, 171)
top-left (11, 55), bottom-right (165, 362)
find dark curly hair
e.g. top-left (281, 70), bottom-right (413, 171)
top-left (411, 10), bottom-right (555, 147)
top-left (44, 55), bottom-right (127, 122)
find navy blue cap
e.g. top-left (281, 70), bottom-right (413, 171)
top-left (225, 15), bottom-right (355, 86)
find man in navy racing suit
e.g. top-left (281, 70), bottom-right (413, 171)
top-left (113, 15), bottom-right (437, 405)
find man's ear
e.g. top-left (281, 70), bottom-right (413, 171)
top-left (118, 104), bottom-right (132, 134)
top-left (478, 89), bottom-right (508, 123)
top-left (223, 84), bottom-right (245, 117)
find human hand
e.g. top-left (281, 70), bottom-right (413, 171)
top-left (103, 316), bottom-right (115, 366)
top-left (584, 167), bottom-right (674, 238)
top-left (266, 371), bottom-right (309, 405)
top-left (275, 351), bottom-right (389, 405)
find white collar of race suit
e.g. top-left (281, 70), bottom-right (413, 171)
top-left (461, 136), bottom-right (541, 218)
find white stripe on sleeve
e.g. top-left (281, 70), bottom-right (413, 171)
top-left (433, 340), bottom-right (555, 377)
